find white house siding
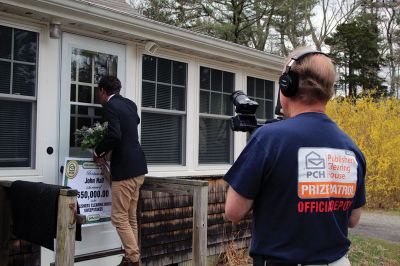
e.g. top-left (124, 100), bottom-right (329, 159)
top-left (0, 0), bottom-right (283, 265)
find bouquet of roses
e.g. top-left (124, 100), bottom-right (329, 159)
top-left (74, 122), bottom-right (112, 183)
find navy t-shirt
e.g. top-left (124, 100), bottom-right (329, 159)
top-left (224, 112), bottom-right (366, 264)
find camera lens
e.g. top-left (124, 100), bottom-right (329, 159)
top-left (231, 90), bottom-right (259, 114)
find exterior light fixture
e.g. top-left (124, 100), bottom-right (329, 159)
top-left (49, 22), bottom-right (61, 39)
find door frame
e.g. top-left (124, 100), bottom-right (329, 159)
top-left (59, 33), bottom-right (126, 180)
top-left (58, 32), bottom-right (126, 256)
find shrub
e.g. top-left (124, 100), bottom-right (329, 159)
top-left (326, 97), bottom-right (400, 209)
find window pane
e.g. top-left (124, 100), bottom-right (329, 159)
top-left (0, 100), bottom-right (32, 167)
top-left (95, 106), bottom-right (103, 117)
top-left (69, 48), bottom-right (118, 156)
top-left (211, 69), bottom-right (222, 91)
top-left (142, 82), bottom-right (155, 108)
top-left (247, 77), bottom-right (255, 97)
top-left (13, 63), bottom-right (36, 96)
top-left (0, 26), bottom-right (12, 59)
top-left (199, 118), bottom-right (231, 164)
top-left (255, 78), bottom-right (264, 98)
top-left (248, 76), bottom-right (275, 121)
top-left (157, 58), bottom-right (171, 84)
top-left (70, 116), bottom-right (75, 148)
top-left (94, 86), bottom-right (100, 104)
top-left (200, 67), bottom-right (210, 90)
top-left (70, 84), bottom-right (77, 101)
top-left (255, 100), bottom-right (265, 120)
top-left (78, 85), bottom-right (92, 103)
top-left (156, 84), bottom-right (171, 109)
top-left (0, 61), bottom-right (11, 94)
top-left (141, 112), bottom-right (183, 164)
top-left (71, 53), bottom-right (77, 81)
top-left (173, 61), bottom-right (186, 86)
top-left (77, 117), bottom-right (91, 133)
top-left (201, 66), bottom-right (235, 117)
top-left (142, 57), bottom-right (187, 112)
top-left (200, 90), bottom-right (209, 113)
top-left (14, 29), bottom-right (37, 63)
top-left (266, 101), bottom-right (274, 119)
top-left (210, 92), bottom-right (222, 115)
top-left (265, 80), bottom-right (274, 99)
top-left (142, 55), bottom-right (156, 81)
top-left (223, 72), bottom-right (234, 93)
top-left (77, 51), bottom-right (92, 83)
top-left (78, 106), bottom-right (88, 115)
top-left (172, 86), bottom-right (185, 111)
top-left (222, 94), bottom-right (233, 116)
top-left (95, 53), bottom-right (118, 83)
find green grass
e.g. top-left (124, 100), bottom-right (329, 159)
top-left (349, 234), bottom-right (400, 266)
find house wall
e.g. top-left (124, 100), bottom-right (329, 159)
top-left (0, 2), bottom-right (282, 264)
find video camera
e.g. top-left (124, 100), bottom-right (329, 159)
top-left (230, 90), bottom-right (283, 133)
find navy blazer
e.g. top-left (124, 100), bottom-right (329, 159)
top-left (95, 94), bottom-right (148, 181)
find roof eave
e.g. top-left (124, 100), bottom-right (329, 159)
top-left (1, 0), bottom-right (284, 72)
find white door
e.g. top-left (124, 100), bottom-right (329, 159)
top-left (59, 33), bottom-right (126, 256)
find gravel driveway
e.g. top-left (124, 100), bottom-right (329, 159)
top-left (349, 211), bottom-right (400, 243)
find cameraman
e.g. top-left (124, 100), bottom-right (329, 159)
top-left (224, 47), bottom-right (366, 266)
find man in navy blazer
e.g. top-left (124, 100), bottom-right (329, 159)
top-left (94, 75), bottom-right (147, 266)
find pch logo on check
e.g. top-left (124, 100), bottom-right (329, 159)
top-left (305, 151), bottom-right (325, 169)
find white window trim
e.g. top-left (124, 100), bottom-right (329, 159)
top-left (0, 19), bottom-right (43, 178)
top-left (137, 49), bottom-right (191, 171)
top-left (136, 47), bottom-right (282, 177)
top-left (195, 61), bottom-right (240, 169)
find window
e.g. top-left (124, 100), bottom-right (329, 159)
top-left (141, 55), bottom-right (187, 165)
top-left (199, 66), bottom-right (234, 164)
top-left (0, 25), bottom-right (38, 168)
top-left (69, 48), bottom-right (118, 157)
top-left (247, 76), bottom-right (274, 121)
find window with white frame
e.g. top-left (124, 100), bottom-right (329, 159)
top-left (69, 48), bottom-right (118, 157)
top-left (247, 76), bottom-right (274, 121)
top-left (0, 25), bottom-right (38, 168)
top-left (141, 55), bottom-right (187, 165)
top-left (199, 66), bottom-right (234, 164)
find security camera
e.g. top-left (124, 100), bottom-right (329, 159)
top-left (144, 41), bottom-right (159, 55)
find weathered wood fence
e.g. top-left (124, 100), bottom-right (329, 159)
top-left (141, 176), bottom-right (209, 266)
top-left (0, 177), bottom-right (208, 266)
top-left (0, 181), bottom-right (84, 266)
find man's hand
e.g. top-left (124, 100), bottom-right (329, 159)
top-left (93, 154), bottom-right (107, 166)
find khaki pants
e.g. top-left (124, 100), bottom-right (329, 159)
top-left (111, 175), bottom-right (145, 262)
top-left (300, 255), bottom-right (351, 266)
top-left (261, 254), bottom-right (351, 266)
top-left (309, 255), bottom-right (351, 266)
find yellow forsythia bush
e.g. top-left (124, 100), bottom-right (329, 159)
top-left (326, 96), bottom-right (400, 209)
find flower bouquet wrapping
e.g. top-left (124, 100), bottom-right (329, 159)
top-left (74, 122), bottom-right (112, 184)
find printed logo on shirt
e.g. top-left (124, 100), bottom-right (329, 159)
top-left (298, 148), bottom-right (358, 199)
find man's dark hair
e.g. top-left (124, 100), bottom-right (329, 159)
top-left (98, 75), bottom-right (121, 95)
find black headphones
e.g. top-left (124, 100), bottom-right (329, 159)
top-left (279, 50), bottom-right (328, 97)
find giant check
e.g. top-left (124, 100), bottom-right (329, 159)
top-left (63, 158), bottom-right (112, 226)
